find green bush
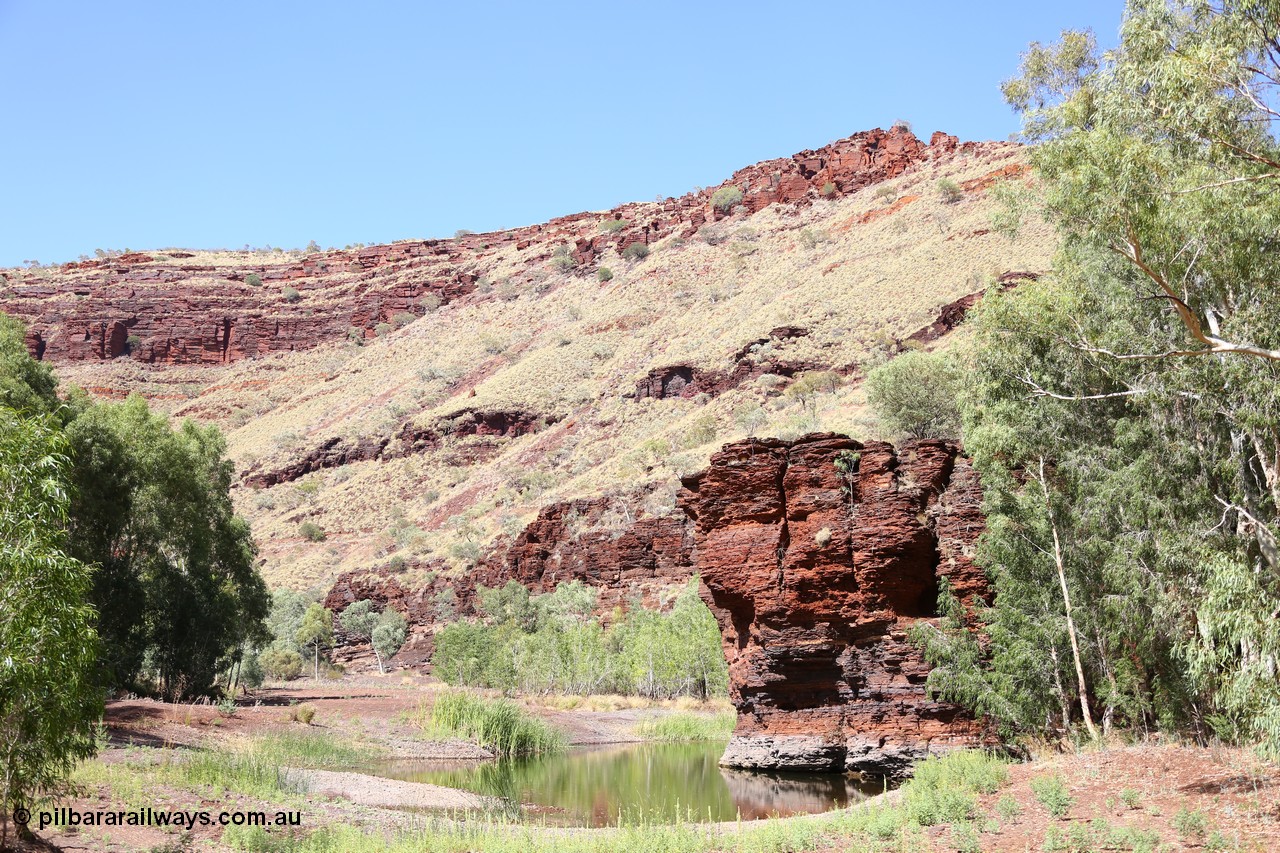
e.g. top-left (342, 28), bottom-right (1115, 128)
top-left (711, 185), bottom-right (744, 212)
top-left (821, 181), bottom-right (837, 197)
top-left (1030, 774), bottom-right (1073, 819)
top-left (1173, 807), bottom-right (1207, 841)
top-left (245, 273), bottom-right (263, 287)
top-left (292, 703), bottom-right (316, 725)
top-left (599, 218), bottom-right (628, 233)
top-left (392, 311), bottom-right (416, 329)
top-left (865, 351), bottom-right (963, 440)
top-left (597, 266), bottom-right (614, 282)
top-left (375, 322), bottom-right (393, 337)
top-left (937, 178), bottom-right (963, 204)
top-left (125, 334), bottom-right (141, 351)
top-left (299, 522), bottom-right (326, 542)
top-left (259, 648), bottom-right (303, 681)
top-left (432, 579), bottom-right (726, 699)
top-left (282, 286), bottom-right (301, 303)
top-left (423, 691), bottom-right (565, 757)
top-left (901, 751), bottom-right (1008, 826)
top-left (621, 242), bottom-right (650, 261)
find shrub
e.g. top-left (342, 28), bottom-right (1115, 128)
top-left (698, 225), bottom-right (727, 245)
top-left (550, 245), bottom-right (577, 272)
top-left (1120, 788), bottom-right (1140, 809)
top-left (419, 293), bottom-right (442, 311)
top-left (1173, 808), bottom-right (1207, 841)
top-left (245, 273), bottom-right (263, 287)
top-left (937, 178), bottom-right (963, 204)
top-left (821, 181), bottom-right (837, 197)
top-left (814, 527), bottom-right (833, 547)
top-left (423, 691), bottom-right (565, 757)
top-left (282, 286), bottom-right (301, 303)
top-left (600, 218), bottom-right (628, 233)
top-left (216, 699), bottom-right (238, 718)
top-left (891, 118), bottom-right (913, 132)
top-left (259, 648), bottom-right (303, 681)
top-left (865, 351), bottom-right (963, 440)
top-left (374, 322), bottom-right (393, 337)
top-left (299, 521), bottom-right (326, 542)
top-left (1030, 774), bottom-right (1073, 818)
top-left (995, 794), bottom-right (1021, 822)
top-left (597, 266), bottom-right (614, 282)
top-left (125, 334), bottom-right (141, 351)
top-left (621, 242), bottom-right (650, 261)
top-left (292, 703), bottom-right (316, 725)
top-left (711, 185), bottom-right (744, 212)
top-left (392, 311), bottom-right (416, 329)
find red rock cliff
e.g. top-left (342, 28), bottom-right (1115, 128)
top-left (678, 433), bottom-right (990, 778)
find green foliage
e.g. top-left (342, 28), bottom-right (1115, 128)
top-left (865, 351), bottom-right (962, 439)
top-left (391, 311), bottom-right (416, 329)
top-left (258, 649), bottom-right (303, 681)
top-left (244, 273), bottom-right (263, 287)
top-left (1120, 787), bottom-right (1140, 809)
top-left (633, 712), bottom-right (734, 741)
top-left (291, 703), bottom-right (316, 725)
top-left (125, 334), bottom-right (141, 351)
top-left (710, 185), bottom-right (744, 212)
top-left (0, 314), bottom-right (58, 414)
top-left (338, 600), bottom-right (406, 673)
top-left (59, 392), bottom-right (269, 700)
top-left (936, 178), bottom-right (963, 204)
top-left (296, 605), bottom-right (333, 681)
top-left (433, 579), bottom-right (727, 699)
top-left (596, 266), bottom-right (613, 282)
top-left (1172, 807), bottom-right (1207, 841)
top-left (374, 322), bottom-right (392, 337)
top-left (901, 751), bottom-right (1007, 826)
top-left (282, 286), bottom-right (301, 303)
top-left (820, 181), bottom-right (837, 197)
top-left (621, 242), bottom-right (649, 262)
top-left (0, 408), bottom-right (101, 835)
top-left (599, 218), bottom-right (628, 233)
top-left (298, 521), bottom-right (326, 542)
top-left (946, 3), bottom-right (1280, 752)
top-left (994, 794), bottom-right (1021, 822)
top-left (422, 691), bottom-right (565, 757)
top-left (1030, 774), bottom-right (1073, 818)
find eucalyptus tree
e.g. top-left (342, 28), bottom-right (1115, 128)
top-left (936, 0), bottom-right (1280, 750)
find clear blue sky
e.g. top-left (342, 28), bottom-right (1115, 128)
top-left (0, 1), bottom-right (1123, 267)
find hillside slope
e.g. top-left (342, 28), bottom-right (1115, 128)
top-left (1, 127), bottom-right (1053, 590)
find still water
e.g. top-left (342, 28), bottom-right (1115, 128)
top-left (374, 741), bottom-right (883, 827)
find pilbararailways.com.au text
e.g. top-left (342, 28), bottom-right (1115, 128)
top-left (27, 806), bottom-right (302, 832)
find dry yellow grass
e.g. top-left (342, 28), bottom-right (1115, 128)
top-left (43, 144), bottom-right (1054, 590)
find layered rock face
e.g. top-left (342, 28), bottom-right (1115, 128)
top-left (2, 126), bottom-right (984, 367)
top-left (678, 434), bottom-right (990, 778)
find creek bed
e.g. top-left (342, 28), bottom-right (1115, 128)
top-left (366, 741), bottom-right (884, 827)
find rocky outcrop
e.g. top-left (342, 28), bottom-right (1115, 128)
top-left (677, 434), bottom-right (990, 779)
top-left (631, 327), bottom-right (820, 401)
top-left (243, 408), bottom-right (560, 487)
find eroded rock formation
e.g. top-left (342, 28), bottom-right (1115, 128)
top-left (677, 434), bottom-right (990, 779)
top-left (3, 127), bottom-right (990, 367)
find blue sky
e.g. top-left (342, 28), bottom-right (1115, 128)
top-left (0, 1), bottom-right (1123, 267)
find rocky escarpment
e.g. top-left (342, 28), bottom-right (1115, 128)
top-left (678, 434), bottom-right (990, 779)
top-left (3, 126), bottom-right (981, 367)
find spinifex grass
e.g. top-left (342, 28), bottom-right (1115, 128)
top-left (634, 711), bottom-right (735, 741)
top-left (419, 691), bottom-right (565, 757)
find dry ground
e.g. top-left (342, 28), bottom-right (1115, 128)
top-left (5, 678), bottom-right (1276, 852)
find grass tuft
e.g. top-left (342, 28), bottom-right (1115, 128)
top-left (634, 712), bottom-right (735, 741)
top-left (418, 691), bottom-right (565, 757)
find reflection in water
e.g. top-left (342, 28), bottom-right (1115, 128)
top-left (372, 741), bottom-right (882, 827)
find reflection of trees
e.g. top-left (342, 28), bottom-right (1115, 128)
top-left (378, 743), bottom-right (870, 826)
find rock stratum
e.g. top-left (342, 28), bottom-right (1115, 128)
top-left (678, 434), bottom-right (991, 777)
top-left (3, 127), bottom-right (969, 367)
